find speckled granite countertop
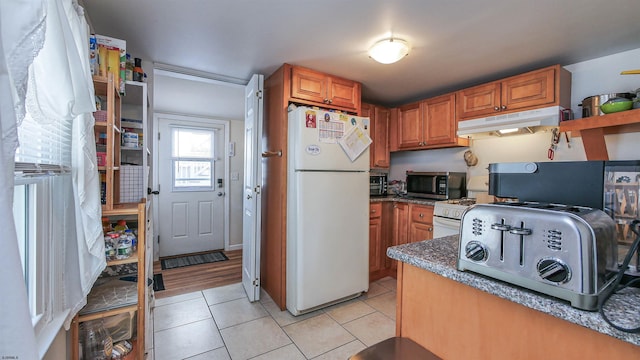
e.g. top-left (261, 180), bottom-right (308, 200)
top-left (370, 195), bottom-right (436, 206)
top-left (387, 235), bottom-right (640, 346)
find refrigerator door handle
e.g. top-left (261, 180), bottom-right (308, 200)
top-left (262, 150), bottom-right (282, 158)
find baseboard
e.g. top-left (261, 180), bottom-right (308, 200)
top-left (227, 243), bottom-right (242, 251)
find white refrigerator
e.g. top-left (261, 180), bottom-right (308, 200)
top-left (286, 106), bottom-right (371, 315)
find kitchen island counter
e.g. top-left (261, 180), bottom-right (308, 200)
top-left (387, 235), bottom-right (640, 358)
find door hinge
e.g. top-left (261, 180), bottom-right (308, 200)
top-left (254, 185), bottom-right (261, 194)
top-left (157, 235), bottom-right (160, 244)
top-left (158, 132), bottom-right (160, 141)
top-left (256, 90), bottom-right (263, 99)
top-left (252, 279), bottom-right (259, 286)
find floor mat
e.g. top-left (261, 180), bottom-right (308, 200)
top-left (160, 251), bottom-right (229, 270)
top-left (153, 273), bottom-right (165, 291)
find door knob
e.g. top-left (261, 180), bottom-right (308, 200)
top-left (217, 192), bottom-right (224, 197)
top-left (247, 194), bottom-right (252, 199)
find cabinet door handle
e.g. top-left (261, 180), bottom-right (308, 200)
top-left (261, 150), bottom-right (282, 158)
top-left (494, 106), bottom-right (500, 111)
top-left (428, 227), bottom-right (433, 232)
top-left (419, 213), bottom-right (424, 218)
top-left (371, 209), bottom-right (376, 213)
top-left (501, 105), bottom-right (507, 110)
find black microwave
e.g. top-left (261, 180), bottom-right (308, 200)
top-left (370, 173), bottom-right (388, 197)
top-left (406, 171), bottom-right (466, 200)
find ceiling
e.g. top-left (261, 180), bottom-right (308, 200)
top-left (81, 0), bottom-right (640, 107)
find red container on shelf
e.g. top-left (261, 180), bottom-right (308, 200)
top-left (97, 152), bottom-right (107, 166)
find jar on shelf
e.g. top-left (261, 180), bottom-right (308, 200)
top-left (81, 319), bottom-right (113, 360)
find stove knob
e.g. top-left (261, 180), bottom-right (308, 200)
top-left (537, 259), bottom-right (570, 283)
top-left (464, 241), bottom-right (487, 262)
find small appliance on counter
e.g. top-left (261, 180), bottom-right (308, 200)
top-left (488, 160), bottom-right (640, 275)
top-left (369, 173), bottom-right (388, 197)
top-left (405, 171), bottom-right (466, 200)
top-left (457, 202), bottom-right (617, 310)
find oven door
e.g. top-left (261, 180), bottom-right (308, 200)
top-left (432, 215), bottom-right (461, 238)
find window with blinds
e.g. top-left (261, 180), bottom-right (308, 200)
top-left (14, 113), bottom-right (73, 178)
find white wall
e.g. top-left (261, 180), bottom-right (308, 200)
top-left (389, 48), bottom-right (640, 190)
top-left (153, 73), bottom-right (246, 248)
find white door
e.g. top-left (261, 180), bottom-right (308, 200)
top-left (242, 74), bottom-right (264, 301)
top-left (157, 115), bottom-right (227, 257)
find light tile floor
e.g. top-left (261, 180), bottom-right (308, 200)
top-left (151, 277), bottom-right (397, 360)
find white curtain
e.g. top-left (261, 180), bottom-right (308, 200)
top-left (0, 0), bottom-right (46, 358)
top-left (1, 0), bottom-right (105, 356)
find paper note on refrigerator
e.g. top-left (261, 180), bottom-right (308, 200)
top-left (318, 117), bottom-right (345, 143)
top-left (338, 125), bottom-right (372, 162)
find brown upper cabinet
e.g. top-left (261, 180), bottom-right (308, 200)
top-left (291, 65), bottom-right (361, 112)
top-left (456, 64), bottom-right (572, 121)
top-left (362, 103), bottom-right (390, 168)
top-left (395, 93), bottom-right (469, 151)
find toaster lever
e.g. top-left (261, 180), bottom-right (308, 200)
top-left (491, 223), bottom-right (511, 231)
top-left (509, 227), bottom-right (532, 236)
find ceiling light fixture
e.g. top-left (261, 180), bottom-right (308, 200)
top-left (368, 38), bottom-right (410, 64)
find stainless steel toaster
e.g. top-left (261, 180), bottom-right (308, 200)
top-left (457, 202), bottom-right (617, 310)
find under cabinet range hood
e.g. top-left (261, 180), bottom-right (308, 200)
top-left (457, 106), bottom-right (562, 138)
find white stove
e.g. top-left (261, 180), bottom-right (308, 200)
top-left (433, 198), bottom-right (476, 238)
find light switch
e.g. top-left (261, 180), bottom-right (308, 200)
top-left (231, 172), bottom-right (239, 181)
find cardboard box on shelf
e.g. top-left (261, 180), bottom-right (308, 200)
top-left (95, 34), bottom-right (126, 95)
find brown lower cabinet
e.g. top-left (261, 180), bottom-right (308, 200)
top-left (370, 201), bottom-right (433, 280)
top-left (396, 262), bottom-right (640, 359)
top-left (408, 204), bottom-right (433, 243)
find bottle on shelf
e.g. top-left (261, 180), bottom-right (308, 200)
top-left (124, 229), bottom-right (137, 251)
top-left (101, 217), bottom-right (112, 234)
top-left (114, 219), bottom-right (128, 232)
top-left (133, 58), bottom-right (144, 82)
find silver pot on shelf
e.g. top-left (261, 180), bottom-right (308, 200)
top-left (579, 92), bottom-right (634, 117)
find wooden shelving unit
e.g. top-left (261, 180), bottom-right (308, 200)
top-left (94, 73), bottom-right (122, 209)
top-left (71, 202), bottom-right (147, 360)
top-left (560, 108), bottom-right (640, 160)
top-left (71, 74), bottom-right (149, 359)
